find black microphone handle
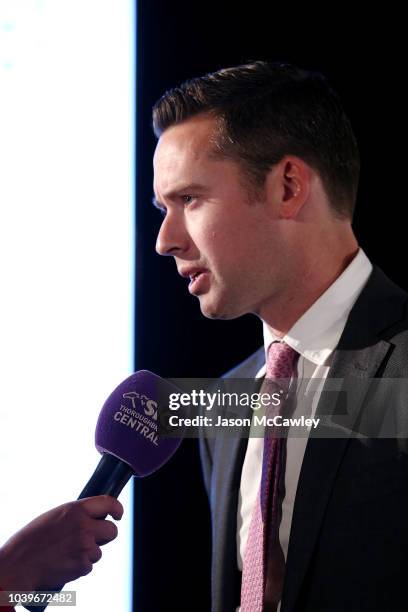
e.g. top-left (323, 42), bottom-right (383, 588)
top-left (78, 452), bottom-right (134, 499)
top-left (26, 454), bottom-right (134, 612)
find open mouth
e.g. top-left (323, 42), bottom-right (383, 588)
top-left (188, 270), bottom-right (209, 294)
top-left (190, 271), bottom-right (205, 282)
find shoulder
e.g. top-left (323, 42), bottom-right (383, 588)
top-left (338, 265), bottom-right (408, 342)
top-left (198, 346), bottom-right (264, 488)
top-left (340, 264), bottom-right (408, 375)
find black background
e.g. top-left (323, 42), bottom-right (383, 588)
top-left (133, 3), bottom-right (404, 610)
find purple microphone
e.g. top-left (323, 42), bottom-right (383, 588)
top-left (78, 370), bottom-right (182, 499)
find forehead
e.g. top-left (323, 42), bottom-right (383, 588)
top-left (153, 115), bottom-right (220, 191)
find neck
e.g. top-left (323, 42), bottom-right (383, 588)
top-left (259, 243), bottom-right (359, 337)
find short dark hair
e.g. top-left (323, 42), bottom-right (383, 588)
top-left (152, 61), bottom-right (360, 219)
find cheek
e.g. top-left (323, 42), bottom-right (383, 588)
top-left (187, 208), bottom-right (263, 263)
top-left (189, 218), bottom-right (225, 251)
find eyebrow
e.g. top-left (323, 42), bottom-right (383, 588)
top-left (151, 183), bottom-right (209, 210)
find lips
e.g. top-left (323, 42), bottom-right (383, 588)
top-left (178, 266), bottom-right (208, 281)
top-left (188, 271), bottom-right (209, 295)
top-left (178, 266), bottom-right (210, 295)
top-left (190, 270), bottom-right (204, 282)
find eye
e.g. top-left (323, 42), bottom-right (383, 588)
top-left (181, 195), bottom-right (195, 205)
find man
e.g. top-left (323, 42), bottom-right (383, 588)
top-left (0, 495), bottom-right (122, 610)
top-left (151, 62), bottom-right (408, 611)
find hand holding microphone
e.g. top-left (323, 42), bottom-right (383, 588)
top-left (0, 496), bottom-right (123, 593)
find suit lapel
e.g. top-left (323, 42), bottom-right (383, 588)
top-left (281, 266), bottom-right (407, 612)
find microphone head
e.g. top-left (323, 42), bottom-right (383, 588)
top-left (95, 370), bottom-right (182, 477)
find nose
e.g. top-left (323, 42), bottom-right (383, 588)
top-left (155, 211), bottom-right (189, 256)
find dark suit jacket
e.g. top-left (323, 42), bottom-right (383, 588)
top-left (199, 266), bottom-right (408, 612)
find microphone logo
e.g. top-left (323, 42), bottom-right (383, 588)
top-left (122, 391), bottom-right (158, 421)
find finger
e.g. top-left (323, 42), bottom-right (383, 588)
top-left (80, 495), bottom-right (124, 520)
top-left (88, 545), bottom-right (102, 564)
top-left (91, 518), bottom-right (119, 546)
top-left (73, 555), bottom-right (93, 578)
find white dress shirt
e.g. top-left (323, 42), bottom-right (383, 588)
top-left (236, 248), bottom-right (373, 611)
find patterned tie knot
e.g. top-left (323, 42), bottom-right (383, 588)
top-left (265, 342), bottom-right (298, 400)
top-left (266, 341), bottom-right (298, 379)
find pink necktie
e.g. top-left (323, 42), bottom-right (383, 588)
top-left (240, 341), bottom-right (299, 612)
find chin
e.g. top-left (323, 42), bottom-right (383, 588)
top-left (203, 310), bottom-right (231, 320)
top-left (199, 297), bottom-right (243, 321)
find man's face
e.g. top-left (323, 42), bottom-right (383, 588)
top-left (153, 114), bottom-right (286, 320)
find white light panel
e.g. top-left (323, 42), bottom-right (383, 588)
top-left (0, 1), bottom-right (135, 610)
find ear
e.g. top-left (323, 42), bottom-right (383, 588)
top-left (268, 156), bottom-right (311, 220)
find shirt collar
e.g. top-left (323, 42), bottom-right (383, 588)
top-left (262, 248), bottom-right (373, 366)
